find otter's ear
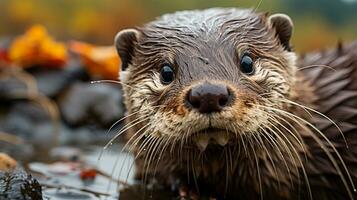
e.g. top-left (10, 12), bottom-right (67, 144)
top-left (114, 29), bottom-right (141, 71)
top-left (268, 14), bottom-right (293, 51)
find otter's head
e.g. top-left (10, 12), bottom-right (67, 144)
top-left (115, 8), bottom-right (296, 152)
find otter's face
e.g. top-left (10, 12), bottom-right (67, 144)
top-left (115, 9), bottom-right (296, 151)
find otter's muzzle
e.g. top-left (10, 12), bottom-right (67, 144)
top-left (185, 82), bottom-right (233, 113)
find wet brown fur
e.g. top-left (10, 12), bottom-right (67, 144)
top-left (116, 8), bottom-right (357, 200)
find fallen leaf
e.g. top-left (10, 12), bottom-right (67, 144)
top-left (79, 168), bottom-right (97, 181)
top-left (8, 25), bottom-right (67, 68)
top-left (0, 153), bottom-right (17, 172)
top-left (70, 41), bottom-right (120, 80)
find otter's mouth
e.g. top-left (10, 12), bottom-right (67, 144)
top-left (191, 128), bottom-right (233, 152)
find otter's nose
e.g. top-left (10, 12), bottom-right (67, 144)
top-left (186, 83), bottom-right (232, 113)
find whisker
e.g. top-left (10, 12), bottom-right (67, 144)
top-left (258, 129), bottom-right (283, 189)
top-left (278, 98), bottom-right (348, 148)
top-left (142, 134), bottom-right (160, 184)
top-left (104, 114), bottom-right (152, 150)
top-left (260, 123), bottom-right (295, 187)
top-left (247, 135), bottom-right (264, 200)
top-left (233, 126), bottom-right (248, 157)
top-left (256, 104), bottom-right (356, 198)
top-left (265, 120), bottom-right (312, 199)
top-left (297, 64), bottom-right (336, 72)
top-left (119, 125), bottom-right (152, 180)
top-left (152, 136), bottom-right (171, 178)
top-left (118, 125), bottom-right (151, 173)
top-left (260, 109), bottom-right (308, 158)
top-left (224, 148), bottom-right (230, 196)
top-left (254, 127), bottom-right (282, 189)
top-left (90, 79), bottom-right (142, 93)
top-left (105, 123), bottom-right (150, 196)
top-left (97, 110), bottom-right (144, 161)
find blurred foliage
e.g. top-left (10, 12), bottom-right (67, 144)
top-left (9, 25), bottom-right (67, 68)
top-left (0, 0), bottom-right (356, 52)
top-left (70, 41), bottom-right (120, 80)
top-left (1, 24), bottom-right (120, 80)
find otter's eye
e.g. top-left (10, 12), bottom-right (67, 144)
top-left (240, 54), bottom-right (254, 75)
top-left (160, 64), bottom-right (174, 84)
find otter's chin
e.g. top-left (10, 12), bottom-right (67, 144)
top-left (191, 128), bottom-right (233, 152)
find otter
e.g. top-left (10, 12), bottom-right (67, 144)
top-left (114, 8), bottom-right (357, 199)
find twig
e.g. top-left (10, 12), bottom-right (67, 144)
top-left (41, 182), bottom-right (113, 197)
top-left (0, 131), bottom-right (24, 145)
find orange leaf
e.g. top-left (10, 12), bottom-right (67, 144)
top-left (79, 168), bottom-right (97, 181)
top-left (0, 153), bottom-right (17, 172)
top-left (70, 41), bottom-right (120, 80)
top-left (8, 25), bottom-right (68, 68)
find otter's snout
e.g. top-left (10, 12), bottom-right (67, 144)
top-left (186, 83), bottom-right (232, 113)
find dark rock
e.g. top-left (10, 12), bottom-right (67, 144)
top-left (0, 76), bottom-right (28, 101)
top-left (0, 169), bottom-right (43, 200)
top-left (0, 101), bottom-right (121, 151)
top-left (58, 125), bottom-right (115, 145)
top-left (30, 59), bottom-right (88, 97)
top-left (59, 82), bottom-right (124, 127)
top-left (0, 102), bottom-right (57, 149)
top-left (0, 143), bottom-right (34, 165)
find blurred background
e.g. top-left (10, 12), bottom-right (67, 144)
top-left (0, 0), bottom-right (356, 52)
top-left (0, 0), bottom-right (356, 199)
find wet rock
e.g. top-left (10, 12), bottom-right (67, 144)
top-left (0, 76), bottom-right (28, 101)
top-left (0, 142), bottom-right (34, 165)
top-left (58, 125), bottom-right (110, 145)
top-left (30, 59), bottom-right (88, 97)
top-left (0, 102), bottom-right (57, 149)
top-left (58, 120), bottom-right (129, 145)
top-left (0, 101), bottom-right (118, 149)
top-left (59, 82), bottom-right (124, 127)
top-left (0, 169), bottom-right (43, 200)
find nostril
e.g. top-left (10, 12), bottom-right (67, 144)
top-left (218, 88), bottom-right (231, 107)
top-left (218, 96), bottom-right (228, 107)
top-left (190, 97), bottom-right (201, 109)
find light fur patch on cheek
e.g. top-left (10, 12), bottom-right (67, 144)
top-left (124, 71), bottom-right (182, 137)
top-left (128, 72), bottom-right (165, 108)
top-left (150, 72), bottom-right (165, 89)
